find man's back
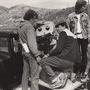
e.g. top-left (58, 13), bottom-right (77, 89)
top-left (18, 21), bottom-right (34, 44)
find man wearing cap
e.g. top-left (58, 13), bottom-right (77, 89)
top-left (68, 0), bottom-right (90, 76)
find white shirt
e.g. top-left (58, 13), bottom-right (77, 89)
top-left (76, 14), bottom-right (83, 39)
top-left (63, 29), bottom-right (76, 39)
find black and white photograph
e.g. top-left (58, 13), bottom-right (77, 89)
top-left (0, 0), bottom-right (90, 90)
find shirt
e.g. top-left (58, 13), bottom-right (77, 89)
top-left (75, 14), bottom-right (83, 38)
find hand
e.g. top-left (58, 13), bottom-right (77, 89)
top-left (36, 56), bottom-right (42, 63)
top-left (43, 54), bottom-right (49, 58)
top-left (50, 39), bottom-right (57, 45)
top-left (24, 53), bottom-right (30, 58)
top-left (88, 39), bottom-right (90, 44)
top-left (73, 35), bottom-right (77, 39)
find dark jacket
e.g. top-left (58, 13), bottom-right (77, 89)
top-left (50, 31), bottom-right (81, 63)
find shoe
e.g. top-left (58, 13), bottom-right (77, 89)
top-left (50, 73), bottom-right (68, 89)
top-left (71, 73), bottom-right (77, 83)
top-left (80, 73), bottom-right (89, 83)
top-left (75, 73), bottom-right (89, 83)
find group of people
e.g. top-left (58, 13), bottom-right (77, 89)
top-left (18, 0), bottom-right (90, 90)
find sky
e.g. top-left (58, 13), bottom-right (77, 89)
top-left (0, 0), bottom-right (89, 9)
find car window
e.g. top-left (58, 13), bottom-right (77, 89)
top-left (0, 38), bottom-right (8, 52)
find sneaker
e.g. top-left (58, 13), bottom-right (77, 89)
top-left (71, 73), bottom-right (77, 83)
top-left (50, 73), bottom-right (68, 89)
top-left (80, 73), bottom-right (89, 83)
top-left (75, 73), bottom-right (89, 83)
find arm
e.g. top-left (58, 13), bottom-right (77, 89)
top-left (67, 13), bottom-right (77, 34)
top-left (49, 32), bottom-right (67, 56)
top-left (27, 24), bottom-right (41, 57)
top-left (67, 13), bottom-right (73, 31)
top-left (86, 15), bottom-right (90, 43)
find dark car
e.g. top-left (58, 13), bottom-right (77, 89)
top-left (0, 27), bottom-right (23, 90)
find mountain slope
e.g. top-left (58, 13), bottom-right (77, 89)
top-left (0, 4), bottom-right (90, 26)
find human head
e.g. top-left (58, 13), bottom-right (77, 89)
top-left (55, 21), bottom-right (68, 32)
top-left (75, 0), bottom-right (87, 14)
top-left (23, 9), bottom-right (38, 21)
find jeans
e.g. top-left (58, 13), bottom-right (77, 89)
top-left (40, 56), bottom-right (73, 81)
top-left (22, 53), bottom-right (40, 90)
top-left (77, 38), bottom-right (88, 73)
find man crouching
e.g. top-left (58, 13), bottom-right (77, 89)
top-left (39, 21), bottom-right (81, 89)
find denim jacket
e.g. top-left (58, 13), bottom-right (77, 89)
top-left (18, 21), bottom-right (41, 57)
top-left (68, 12), bottom-right (90, 39)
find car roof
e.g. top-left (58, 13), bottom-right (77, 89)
top-left (0, 26), bottom-right (19, 37)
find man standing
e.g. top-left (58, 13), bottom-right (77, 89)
top-left (68, 0), bottom-right (90, 75)
top-left (18, 9), bottom-right (42, 90)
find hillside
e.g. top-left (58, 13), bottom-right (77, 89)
top-left (0, 4), bottom-right (56, 27)
top-left (0, 6), bottom-right (8, 15)
top-left (0, 4), bottom-right (90, 27)
top-left (45, 7), bottom-right (75, 23)
top-left (0, 5), bottom-right (72, 26)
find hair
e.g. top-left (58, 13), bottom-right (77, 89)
top-left (34, 23), bottom-right (44, 30)
top-left (75, 0), bottom-right (87, 14)
top-left (23, 9), bottom-right (38, 20)
top-left (55, 21), bottom-right (68, 29)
